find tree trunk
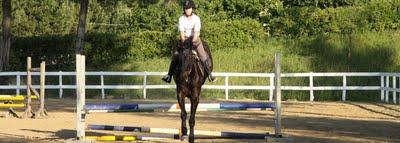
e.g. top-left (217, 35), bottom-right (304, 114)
top-left (347, 28), bottom-right (353, 72)
top-left (1, 0), bottom-right (11, 72)
top-left (76, 0), bottom-right (89, 55)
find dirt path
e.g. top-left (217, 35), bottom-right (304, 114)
top-left (0, 99), bottom-right (399, 143)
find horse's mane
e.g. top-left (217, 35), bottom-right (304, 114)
top-left (174, 43), bottom-right (205, 85)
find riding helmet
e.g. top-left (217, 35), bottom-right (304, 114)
top-left (183, 0), bottom-right (196, 9)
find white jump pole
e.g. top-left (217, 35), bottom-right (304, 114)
top-left (274, 52), bottom-right (282, 137)
top-left (76, 54), bottom-right (86, 140)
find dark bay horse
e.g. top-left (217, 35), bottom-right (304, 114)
top-left (173, 40), bottom-right (212, 143)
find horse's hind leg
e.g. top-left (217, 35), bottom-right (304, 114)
top-left (189, 89), bottom-right (200, 143)
top-left (177, 90), bottom-right (188, 139)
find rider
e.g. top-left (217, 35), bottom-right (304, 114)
top-left (162, 0), bottom-right (216, 83)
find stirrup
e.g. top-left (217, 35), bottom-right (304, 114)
top-left (162, 75), bottom-right (172, 83)
top-left (208, 75), bottom-right (217, 82)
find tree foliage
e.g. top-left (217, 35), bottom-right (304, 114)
top-left (1, 0), bottom-right (399, 70)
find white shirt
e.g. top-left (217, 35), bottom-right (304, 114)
top-left (178, 14), bottom-right (201, 37)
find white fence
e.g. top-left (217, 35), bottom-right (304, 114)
top-left (0, 71), bottom-right (398, 103)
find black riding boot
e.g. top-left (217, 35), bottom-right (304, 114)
top-left (162, 57), bottom-right (176, 83)
top-left (202, 59), bottom-right (217, 82)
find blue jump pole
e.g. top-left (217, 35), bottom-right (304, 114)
top-left (220, 103), bottom-right (275, 109)
top-left (85, 103), bottom-right (139, 110)
top-left (85, 102), bottom-right (275, 111)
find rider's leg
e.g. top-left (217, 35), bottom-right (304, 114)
top-left (193, 38), bottom-right (216, 82)
top-left (162, 47), bottom-right (180, 83)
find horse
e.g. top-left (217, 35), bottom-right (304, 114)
top-left (172, 40), bottom-right (212, 143)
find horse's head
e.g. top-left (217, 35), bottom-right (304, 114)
top-left (173, 40), bottom-right (201, 84)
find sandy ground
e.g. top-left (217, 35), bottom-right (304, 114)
top-left (0, 99), bottom-right (399, 143)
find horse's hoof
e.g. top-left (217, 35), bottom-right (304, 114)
top-left (180, 135), bottom-right (188, 141)
top-left (189, 135), bottom-right (194, 143)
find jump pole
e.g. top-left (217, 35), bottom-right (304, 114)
top-left (76, 54), bottom-right (86, 140)
top-left (84, 102), bottom-right (276, 112)
top-left (21, 57), bottom-right (33, 118)
top-left (0, 95), bottom-right (38, 101)
top-left (274, 52), bottom-right (282, 137)
top-left (87, 124), bottom-right (269, 139)
top-left (35, 60), bottom-right (48, 118)
top-left (87, 108), bottom-right (270, 113)
top-left (0, 103), bottom-right (25, 108)
top-left (86, 134), bottom-right (180, 141)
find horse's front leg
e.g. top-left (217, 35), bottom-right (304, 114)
top-left (189, 88), bottom-right (200, 143)
top-left (177, 89), bottom-right (187, 140)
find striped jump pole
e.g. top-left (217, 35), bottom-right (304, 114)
top-left (86, 134), bottom-right (180, 141)
top-left (86, 108), bottom-right (271, 113)
top-left (85, 102), bottom-right (276, 113)
top-left (86, 136), bottom-right (136, 141)
top-left (87, 125), bottom-right (269, 139)
top-left (87, 108), bottom-right (228, 113)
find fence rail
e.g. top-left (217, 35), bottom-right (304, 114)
top-left (0, 71), bottom-right (398, 103)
